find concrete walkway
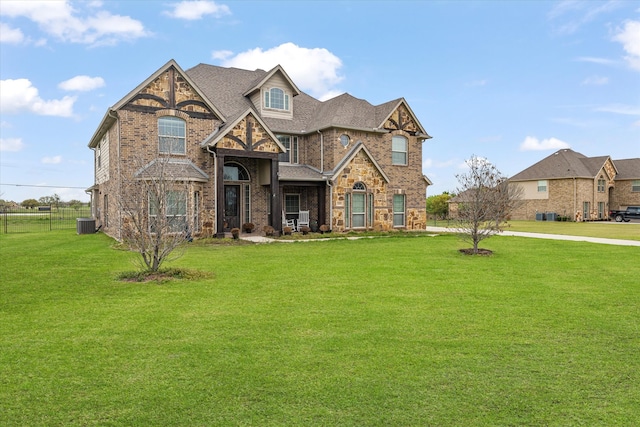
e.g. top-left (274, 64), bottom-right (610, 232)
top-left (425, 226), bottom-right (640, 247)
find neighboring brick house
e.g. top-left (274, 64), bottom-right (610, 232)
top-left (507, 149), bottom-right (640, 221)
top-left (87, 59), bottom-right (432, 238)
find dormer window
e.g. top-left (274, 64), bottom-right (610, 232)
top-left (264, 87), bottom-right (290, 111)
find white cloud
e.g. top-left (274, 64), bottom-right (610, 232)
top-left (0, 22), bottom-right (24, 44)
top-left (0, 78), bottom-right (76, 117)
top-left (42, 155), bottom-right (63, 164)
top-left (595, 104), bottom-right (640, 115)
top-left (548, 0), bottom-right (622, 35)
top-left (58, 75), bottom-right (105, 91)
top-left (0, 137), bottom-right (24, 152)
top-left (520, 136), bottom-right (571, 151)
top-left (612, 20), bottom-right (640, 71)
top-left (165, 1), bottom-right (231, 20)
top-left (466, 79), bottom-right (487, 87)
top-left (575, 56), bottom-right (617, 66)
top-left (0, 0), bottom-right (149, 46)
top-left (581, 75), bottom-right (608, 85)
top-left (213, 42), bottom-right (344, 100)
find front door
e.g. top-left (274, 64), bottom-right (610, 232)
top-left (224, 185), bottom-right (240, 230)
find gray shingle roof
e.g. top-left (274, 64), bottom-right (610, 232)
top-left (510, 149), bottom-right (608, 181)
top-left (184, 63), bottom-right (419, 136)
top-left (134, 158), bottom-right (209, 182)
top-left (278, 164), bottom-right (325, 181)
top-left (613, 158), bottom-right (640, 179)
top-left (510, 149), bottom-right (639, 182)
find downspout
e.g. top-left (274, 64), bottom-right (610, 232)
top-left (206, 145), bottom-right (217, 235)
top-left (327, 178), bottom-right (333, 230)
top-left (317, 130), bottom-right (324, 173)
top-left (108, 109), bottom-right (120, 240)
top-left (573, 177), bottom-right (577, 221)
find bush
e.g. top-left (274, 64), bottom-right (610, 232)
top-left (231, 228), bottom-right (240, 239)
top-left (263, 225), bottom-right (275, 236)
top-left (300, 226), bottom-right (310, 235)
top-left (242, 222), bottom-right (255, 233)
top-left (283, 226), bottom-right (292, 235)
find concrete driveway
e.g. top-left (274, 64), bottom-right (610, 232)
top-left (425, 226), bottom-right (640, 247)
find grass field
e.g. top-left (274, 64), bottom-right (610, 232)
top-left (1, 231), bottom-right (639, 426)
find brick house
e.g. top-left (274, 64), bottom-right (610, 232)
top-left (507, 149), bottom-right (640, 221)
top-left (87, 59), bottom-right (432, 238)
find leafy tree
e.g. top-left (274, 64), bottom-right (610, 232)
top-left (118, 155), bottom-right (192, 272)
top-left (68, 199), bottom-right (83, 210)
top-left (22, 199), bottom-right (39, 209)
top-left (426, 192), bottom-right (452, 219)
top-left (453, 155), bottom-right (523, 254)
top-left (39, 194), bottom-right (60, 208)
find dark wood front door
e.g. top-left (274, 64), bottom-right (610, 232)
top-left (224, 185), bottom-right (240, 230)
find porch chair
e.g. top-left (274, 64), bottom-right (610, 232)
top-left (283, 211), bottom-right (296, 231)
top-left (297, 210), bottom-right (310, 230)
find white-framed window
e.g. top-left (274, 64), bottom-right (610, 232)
top-left (149, 190), bottom-right (187, 233)
top-left (597, 179), bottom-right (606, 193)
top-left (393, 194), bottom-right (405, 227)
top-left (158, 116), bottom-right (186, 154)
top-left (277, 135), bottom-right (298, 163)
top-left (284, 194), bottom-right (300, 217)
top-left (632, 180), bottom-right (640, 192)
top-left (537, 180), bottom-right (548, 192)
top-left (264, 87), bottom-right (290, 111)
top-left (392, 135), bottom-right (408, 165)
top-left (347, 182), bottom-right (368, 229)
top-left (340, 134), bottom-right (350, 147)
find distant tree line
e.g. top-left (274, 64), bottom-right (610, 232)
top-left (0, 194), bottom-right (89, 210)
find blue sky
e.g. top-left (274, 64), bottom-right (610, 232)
top-left (1, 0), bottom-right (639, 203)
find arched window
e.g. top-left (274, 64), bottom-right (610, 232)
top-left (344, 182), bottom-right (369, 229)
top-left (264, 88), bottom-right (290, 111)
top-left (223, 163), bottom-right (250, 181)
top-left (158, 116), bottom-right (186, 154)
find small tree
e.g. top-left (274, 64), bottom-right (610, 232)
top-left (426, 192), bottom-right (453, 219)
top-left (22, 199), bottom-right (39, 209)
top-left (118, 155), bottom-right (192, 272)
top-left (454, 155), bottom-right (523, 254)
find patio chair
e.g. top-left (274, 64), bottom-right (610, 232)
top-left (298, 210), bottom-right (310, 230)
top-left (283, 211), bottom-right (296, 231)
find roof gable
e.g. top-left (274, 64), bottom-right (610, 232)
top-left (330, 141), bottom-right (390, 183)
top-left (89, 59), bottom-right (223, 148)
top-left (202, 109), bottom-right (286, 153)
top-left (377, 99), bottom-right (430, 138)
top-left (242, 64), bottom-right (301, 97)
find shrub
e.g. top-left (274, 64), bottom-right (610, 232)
top-left (319, 224), bottom-right (330, 234)
top-left (231, 228), bottom-right (240, 239)
top-left (283, 226), bottom-right (292, 235)
top-left (242, 222), bottom-right (255, 233)
top-left (263, 225), bottom-right (275, 236)
top-left (300, 226), bottom-right (310, 235)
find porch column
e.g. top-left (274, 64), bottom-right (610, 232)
top-left (271, 158), bottom-right (281, 233)
top-left (318, 184), bottom-right (326, 227)
top-left (216, 152), bottom-right (226, 238)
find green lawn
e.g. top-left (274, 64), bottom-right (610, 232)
top-left (505, 220), bottom-right (640, 241)
top-left (1, 231), bottom-right (639, 426)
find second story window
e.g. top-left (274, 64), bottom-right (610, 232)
top-left (278, 135), bottom-right (298, 163)
top-left (537, 180), bottom-right (547, 192)
top-left (264, 88), bottom-right (290, 111)
top-left (392, 135), bottom-right (408, 165)
top-left (597, 179), bottom-right (606, 192)
top-left (158, 116), bottom-right (186, 155)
